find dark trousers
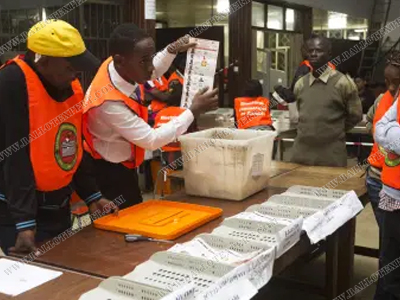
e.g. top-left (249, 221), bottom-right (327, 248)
top-left (93, 159), bottom-right (143, 209)
top-left (0, 202), bottom-right (71, 255)
top-left (366, 174), bottom-right (389, 300)
top-left (379, 209), bottom-right (400, 300)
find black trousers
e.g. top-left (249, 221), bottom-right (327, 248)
top-left (93, 159), bottom-right (143, 209)
top-left (0, 202), bottom-right (71, 255)
top-left (379, 209), bottom-right (400, 300)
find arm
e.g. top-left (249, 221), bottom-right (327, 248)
top-left (0, 65), bottom-right (37, 232)
top-left (94, 102), bottom-right (194, 151)
top-left (366, 94), bottom-right (384, 134)
top-left (375, 100), bottom-right (400, 154)
top-left (72, 151), bottom-right (103, 206)
top-left (152, 48), bottom-right (176, 79)
top-left (340, 76), bottom-right (363, 131)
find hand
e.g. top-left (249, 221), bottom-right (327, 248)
top-left (9, 229), bottom-right (40, 255)
top-left (189, 87), bottom-right (219, 117)
top-left (167, 35), bottom-right (197, 54)
top-left (89, 198), bottom-right (119, 220)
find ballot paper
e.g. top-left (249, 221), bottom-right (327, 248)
top-left (160, 284), bottom-right (196, 300)
top-left (181, 38), bottom-right (220, 108)
top-left (197, 248), bottom-right (275, 300)
top-left (168, 238), bottom-right (262, 265)
top-left (0, 258), bottom-right (62, 296)
top-left (303, 191), bottom-right (364, 244)
top-left (227, 211), bottom-right (293, 226)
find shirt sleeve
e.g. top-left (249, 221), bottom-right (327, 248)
top-left (339, 75), bottom-right (363, 131)
top-left (366, 94), bottom-right (383, 135)
top-left (0, 64), bottom-right (37, 231)
top-left (153, 48), bottom-right (177, 79)
top-left (95, 101), bottom-right (194, 151)
top-left (375, 99), bottom-right (400, 155)
top-left (72, 151), bottom-right (103, 206)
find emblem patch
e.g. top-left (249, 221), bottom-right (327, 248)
top-left (55, 123), bottom-right (78, 171)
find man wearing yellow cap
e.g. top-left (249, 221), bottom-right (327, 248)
top-left (0, 20), bottom-right (116, 255)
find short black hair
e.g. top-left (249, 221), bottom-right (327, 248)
top-left (109, 23), bottom-right (150, 57)
top-left (243, 80), bottom-right (263, 97)
top-left (307, 34), bottom-right (332, 52)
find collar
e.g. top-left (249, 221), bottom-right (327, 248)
top-left (309, 66), bottom-right (335, 86)
top-left (108, 60), bottom-right (139, 98)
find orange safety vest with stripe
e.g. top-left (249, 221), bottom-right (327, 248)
top-left (300, 60), bottom-right (337, 71)
top-left (154, 107), bottom-right (186, 152)
top-left (234, 97), bottom-right (272, 129)
top-left (150, 76), bottom-right (169, 113)
top-left (368, 91), bottom-right (394, 169)
top-left (82, 57), bottom-right (148, 169)
top-left (167, 71), bottom-right (184, 87)
top-left (381, 97), bottom-right (400, 189)
top-left (0, 56), bottom-right (83, 191)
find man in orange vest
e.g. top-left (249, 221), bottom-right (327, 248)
top-left (83, 24), bottom-right (218, 209)
top-left (0, 20), bottom-right (117, 255)
top-left (365, 51), bottom-right (400, 300)
top-left (234, 80), bottom-right (273, 130)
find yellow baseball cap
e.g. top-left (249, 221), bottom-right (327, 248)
top-left (27, 19), bottom-right (100, 71)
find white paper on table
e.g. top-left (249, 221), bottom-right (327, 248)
top-left (160, 283), bottom-right (196, 300)
top-left (144, 0), bottom-right (156, 19)
top-left (303, 191), bottom-right (364, 244)
top-left (275, 217), bottom-right (303, 258)
top-left (181, 38), bottom-right (220, 109)
top-left (197, 262), bottom-right (258, 300)
top-left (168, 238), bottom-right (262, 265)
top-left (231, 247), bottom-right (276, 290)
top-left (0, 258), bottom-right (62, 296)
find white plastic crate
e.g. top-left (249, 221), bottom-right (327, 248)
top-left (179, 128), bottom-right (277, 201)
top-left (79, 276), bottom-right (193, 300)
top-left (267, 194), bottom-right (335, 210)
top-left (195, 233), bottom-right (270, 254)
top-left (247, 203), bottom-right (319, 220)
top-left (284, 185), bottom-right (349, 199)
top-left (124, 251), bottom-right (234, 295)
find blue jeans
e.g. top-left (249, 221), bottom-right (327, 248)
top-left (366, 173), bottom-right (383, 227)
top-left (366, 173), bottom-right (395, 300)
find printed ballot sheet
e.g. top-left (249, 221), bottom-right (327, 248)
top-left (0, 258), bottom-right (62, 296)
top-left (181, 38), bottom-right (220, 108)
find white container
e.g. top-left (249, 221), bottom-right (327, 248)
top-left (179, 128), bottom-right (277, 201)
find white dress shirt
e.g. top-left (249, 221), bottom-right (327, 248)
top-left (86, 48), bottom-right (194, 164)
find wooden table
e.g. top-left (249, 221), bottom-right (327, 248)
top-left (11, 162), bottom-right (366, 299)
top-left (0, 257), bottom-right (101, 300)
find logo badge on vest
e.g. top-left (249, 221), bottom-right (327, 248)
top-left (385, 151), bottom-right (400, 167)
top-left (55, 123), bottom-right (78, 171)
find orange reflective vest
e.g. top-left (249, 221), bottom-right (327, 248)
top-left (368, 91), bottom-right (394, 169)
top-left (150, 76), bottom-right (169, 113)
top-left (381, 97), bottom-right (400, 189)
top-left (167, 71), bottom-right (184, 87)
top-left (154, 107), bottom-right (186, 152)
top-left (300, 60), bottom-right (336, 71)
top-left (234, 97), bottom-right (272, 129)
top-left (82, 57), bottom-right (147, 169)
top-left (1, 56), bottom-right (83, 191)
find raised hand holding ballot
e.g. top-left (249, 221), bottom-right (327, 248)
top-left (189, 87), bottom-right (219, 117)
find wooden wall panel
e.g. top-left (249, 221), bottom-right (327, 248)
top-left (228, 0), bottom-right (252, 107)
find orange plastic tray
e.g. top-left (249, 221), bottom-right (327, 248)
top-left (93, 200), bottom-right (223, 240)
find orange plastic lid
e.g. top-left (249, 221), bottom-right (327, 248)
top-left (93, 200), bottom-right (223, 240)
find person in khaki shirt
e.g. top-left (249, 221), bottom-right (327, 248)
top-left (291, 35), bottom-right (362, 167)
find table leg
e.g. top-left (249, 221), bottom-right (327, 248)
top-left (337, 218), bottom-right (356, 299)
top-left (326, 231), bottom-right (339, 298)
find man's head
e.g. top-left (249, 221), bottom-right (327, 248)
top-left (27, 19), bottom-right (100, 89)
top-left (306, 34), bottom-right (332, 70)
top-left (109, 24), bottom-right (154, 84)
top-left (243, 80), bottom-right (263, 97)
top-left (385, 50), bottom-right (400, 96)
top-left (354, 76), bottom-right (367, 92)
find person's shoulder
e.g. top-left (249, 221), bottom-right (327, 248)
top-left (0, 62), bottom-right (24, 82)
top-left (334, 71), bottom-right (357, 91)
